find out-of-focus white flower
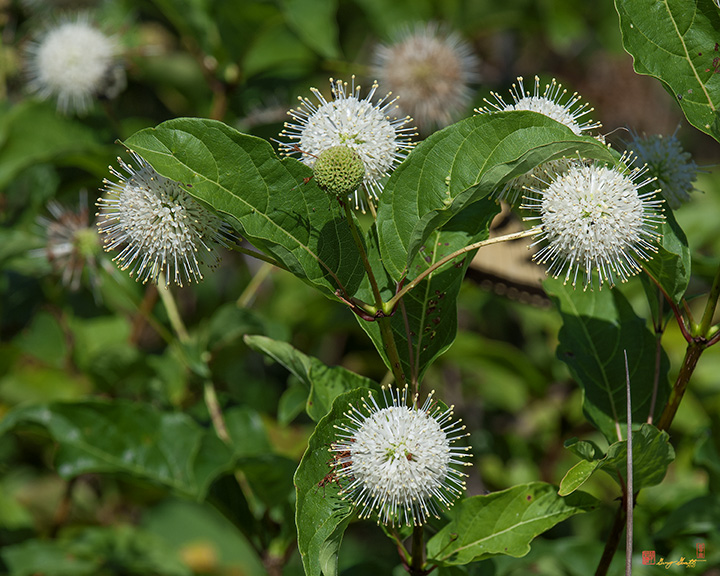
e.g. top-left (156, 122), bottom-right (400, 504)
top-left (96, 151), bottom-right (231, 287)
top-left (522, 155), bottom-right (665, 289)
top-left (330, 386), bottom-right (471, 526)
top-left (278, 77), bottom-right (415, 212)
top-left (25, 15), bottom-right (125, 114)
top-left (372, 22), bottom-right (480, 133)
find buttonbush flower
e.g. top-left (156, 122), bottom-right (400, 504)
top-left (626, 132), bottom-right (698, 210)
top-left (371, 22), bottom-right (480, 133)
top-left (25, 15), bottom-right (125, 114)
top-left (33, 192), bottom-right (104, 300)
top-left (96, 151), bottom-right (231, 287)
top-left (478, 76), bottom-right (602, 205)
top-left (330, 386), bottom-right (471, 527)
top-left (522, 155), bottom-right (664, 288)
top-left (278, 77), bottom-right (415, 212)
top-left (477, 75), bottom-right (600, 136)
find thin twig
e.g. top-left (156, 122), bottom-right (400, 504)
top-left (624, 350), bottom-right (633, 576)
top-left (386, 229), bottom-right (537, 310)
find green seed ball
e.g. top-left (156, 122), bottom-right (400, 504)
top-left (313, 145), bottom-right (365, 199)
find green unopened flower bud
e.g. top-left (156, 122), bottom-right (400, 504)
top-left (313, 145), bottom-right (365, 199)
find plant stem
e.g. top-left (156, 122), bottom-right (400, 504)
top-left (597, 263), bottom-right (720, 575)
top-left (341, 200), bottom-right (406, 384)
top-left (624, 351), bottom-right (633, 576)
top-left (343, 200), bottom-right (383, 307)
top-left (595, 504), bottom-right (626, 576)
top-left (237, 261), bottom-right (274, 308)
top-left (228, 242), bottom-right (288, 271)
top-left (656, 341), bottom-right (704, 431)
top-left (379, 316), bottom-right (406, 386)
top-left (410, 525), bottom-right (425, 575)
top-left (156, 274), bottom-right (190, 343)
top-left (698, 262), bottom-right (720, 336)
top-left (386, 228), bottom-right (537, 310)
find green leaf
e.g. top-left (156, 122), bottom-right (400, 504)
top-left (123, 118), bottom-right (365, 299)
top-left (642, 208), bottom-right (691, 306)
top-left (0, 401), bottom-right (235, 500)
top-left (615, 0), bottom-right (720, 141)
top-left (358, 200), bottom-right (499, 382)
top-left (426, 482), bottom-right (599, 566)
top-left (546, 278), bottom-right (670, 442)
top-left (0, 101), bottom-right (100, 189)
top-left (377, 112), bottom-right (615, 280)
top-left (295, 389), bottom-right (361, 576)
top-left (559, 424), bottom-right (675, 496)
top-left (244, 334), bottom-right (378, 421)
top-left (1, 525), bottom-right (191, 576)
top-left (280, 0), bottom-right (340, 59)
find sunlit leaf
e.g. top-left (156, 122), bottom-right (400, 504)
top-left (616, 0), bottom-right (720, 142)
top-left (124, 118), bottom-right (365, 300)
top-left (0, 401), bottom-right (234, 500)
top-left (426, 482), bottom-right (598, 566)
top-left (546, 279), bottom-right (670, 442)
top-left (559, 424), bottom-right (675, 496)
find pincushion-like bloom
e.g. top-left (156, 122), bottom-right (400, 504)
top-left (477, 75), bottom-right (600, 136)
top-left (522, 155), bottom-right (664, 288)
top-left (278, 77), bottom-right (415, 212)
top-left (627, 132), bottom-right (698, 210)
top-left (478, 76), bottom-right (602, 204)
top-left (372, 22), bottom-right (480, 133)
top-left (25, 15), bottom-right (125, 114)
top-left (330, 386), bottom-right (471, 526)
top-left (97, 151), bottom-right (230, 287)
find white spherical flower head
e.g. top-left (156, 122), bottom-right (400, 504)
top-left (279, 77), bottom-right (416, 212)
top-left (478, 76), bottom-right (601, 205)
top-left (372, 22), bottom-right (480, 133)
top-left (25, 16), bottom-right (124, 114)
top-left (331, 386), bottom-right (472, 527)
top-left (522, 155), bottom-right (665, 289)
top-left (627, 132), bottom-right (698, 210)
top-left (97, 151), bottom-right (231, 287)
top-left (477, 75), bottom-right (601, 136)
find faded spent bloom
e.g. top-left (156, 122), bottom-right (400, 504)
top-left (33, 192), bottom-right (105, 300)
top-left (478, 76), bottom-right (603, 205)
top-left (25, 15), bottom-right (125, 114)
top-left (522, 154), bottom-right (665, 289)
top-left (96, 151), bottom-right (231, 287)
top-left (626, 132), bottom-right (698, 210)
top-left (278, 76), bottom-right (415, 212)
top-left (372, 22), bottom-right (480, 133)
top-left (330, 386), bottom-right (471, 527)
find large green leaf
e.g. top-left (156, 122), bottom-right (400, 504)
top-left (559, 424), bottom-right (675, 496)
top-left (0, 101), bottom-right (100, 189)
top-left (0, 401), bottom-right (234, 500)
top-left (244, 335), bottom-right (378, 421)
top-left (123, 118), bottom-right (365, 299)
top-left (280, 0), bottom-right (340, 59)
top-left (376, 111), bottom-right (615, 280)
top-left (642, 208), bottom-right (691, 306)
top-left (426, 482), bottom-right (598, 566)
top-left (358, 199), bottom-right (499, 383)
top-left (295, 389), bottom-right (360, 576)
top-left (546, 278), bottom-right (671, 442)
top-left (615, 0), bottom-right (720, 141)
